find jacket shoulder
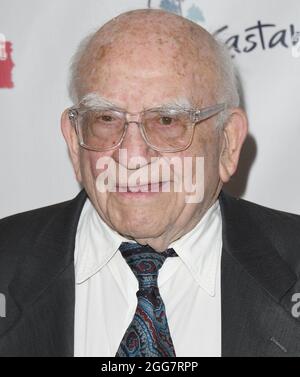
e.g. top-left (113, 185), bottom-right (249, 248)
top-left (0, 198), bottom-right (73, 250)
top-left (220, 191), bottom-right (300, 276)
top-left (222, 192), bottom-right (300, 236)
top-left (0, 190), bottom-right (87, 285)
top-left (0, 199), bottom-right (69, 291)
top-left (0, 199), bottom-right (72, 278)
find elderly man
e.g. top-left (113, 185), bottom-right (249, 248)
top-left (0, 9), bottom-right (300, 357)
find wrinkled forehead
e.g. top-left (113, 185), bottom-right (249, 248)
top-left (76, 12), bottom-right (219, 106)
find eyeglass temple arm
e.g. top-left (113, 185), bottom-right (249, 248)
top-left (192, 103), bottom-right (226, 122)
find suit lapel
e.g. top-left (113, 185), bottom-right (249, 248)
top-left (219, 191), bottom-right (300, 356)
top-left (0, 189), bottom-right (87, 356)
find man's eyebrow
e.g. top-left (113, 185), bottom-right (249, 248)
top-left (80, 93), bottom-right (121, 109)
top-left (79, 93), bottom-right (193, 111)
top-left (152, 98), bottom-right (193, 110)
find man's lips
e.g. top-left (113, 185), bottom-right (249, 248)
top-left (115, 182), bottom-right (170, 193)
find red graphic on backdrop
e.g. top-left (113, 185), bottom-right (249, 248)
top-left (0, 41), bottom-right (15, 89)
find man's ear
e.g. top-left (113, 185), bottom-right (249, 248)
top-left (219, 108), bottom-right (248, 183)
top-left (61, 109), bottom-right (82, 182)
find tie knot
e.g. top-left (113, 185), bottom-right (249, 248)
top-left (119, 242), bottom-right (178, 289)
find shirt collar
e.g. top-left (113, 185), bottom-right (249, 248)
top-left (169, 200), bottom-right (222, 296)
top-left (74, 198), bottom-right (134, 284)
top-left (75, 198), bottom-right (222, 297)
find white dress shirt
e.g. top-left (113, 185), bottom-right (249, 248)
top-left (74, 198), bottom-right (223, 357)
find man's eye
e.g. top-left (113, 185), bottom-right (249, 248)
top-left (159, 116), bottom-right (174, 125)
top-left (99, 115), bottom-right (114, 122)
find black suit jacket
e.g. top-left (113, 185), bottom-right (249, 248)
top-left (0, 189), bottom-right (300, 357)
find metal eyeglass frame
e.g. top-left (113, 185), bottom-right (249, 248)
top-left (68, 102), bottom-right (226, 153)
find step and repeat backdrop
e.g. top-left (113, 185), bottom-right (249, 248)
top-left (0, 0), bottom-right (300, 218)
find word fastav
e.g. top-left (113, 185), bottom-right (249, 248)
top-left (214, 21), bottom-right (300, 58)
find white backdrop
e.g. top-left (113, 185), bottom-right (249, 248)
top-left (0, 0), bottom-right (300, 218)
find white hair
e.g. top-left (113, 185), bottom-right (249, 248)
top-left (68, 31), bottom-right (240, 129)
top-left (68, 31), bottom-right (95, 105)
top-left (213, 36), bottom-right (241, 128)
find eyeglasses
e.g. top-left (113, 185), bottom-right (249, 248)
top-left (68, 102), bottom-right (226, 153)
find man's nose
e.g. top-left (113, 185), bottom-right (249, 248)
top-left (114, 121), bottom-right (154, 169)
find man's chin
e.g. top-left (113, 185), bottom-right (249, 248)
top-left (113, 222), bottom-right (167, 243)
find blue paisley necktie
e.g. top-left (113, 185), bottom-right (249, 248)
top-left (115, 242), bottom-right (178, 357)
